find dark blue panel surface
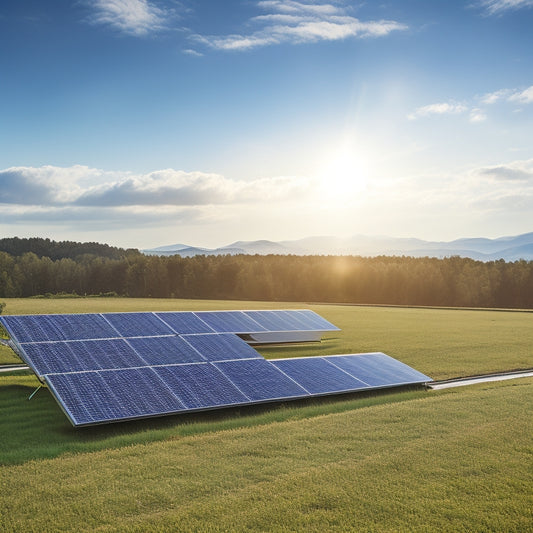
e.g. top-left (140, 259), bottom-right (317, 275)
top-left (22, 339), bottom-right (147, 375)
top-left (1, 314), bottom-right (119, 343)
top-left (155, 312), bottom-right (214, 334)
top-left (215, 359), bottom-right (309, 401)
top-left (325, 353), bottom-right (431, 387)
top-left (103, 313), bottom-right (174, 337)
top-left (194, 311), bottom-right (266, 333)
top-left (242, 311), bottom-right (293, 332)
top-left (272, 357), bottom-right (369, 394)
top-left (127, 336), bottom-right (205, 365)
top-left (181, 333), bottom-right (262, 362)
top-left (293, 310), bottom-right (340, 331)
top-left (45, 368), bottom-right (185, 426)
top-left (154, 363), bottom-right (250, 409)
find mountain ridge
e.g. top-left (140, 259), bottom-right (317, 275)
top-left (143, 232), bottom-right (533, 261)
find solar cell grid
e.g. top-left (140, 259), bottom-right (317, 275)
top-left (214, 358), bottom-right (309, 401)
top-left (325, 353), bottom-right (430, 387)
top-left (155, 312), bottom-right (215, 334)
top-left (271, 357), bottom-right (370, 394)
top-left (22, 339), bottom-right (146, 376)
top-left (127, 336), bottom-right (205, 366)
top-left (194, 311), bottom-right (266, 333)
top-left (154, 363), bottom-right (250, 409)
top-left (181, 333), bottom-right (262, 362)
top-left (103, 312), bottom-right (174, 337)
top-left (45, 367), bottom-right (185, 426)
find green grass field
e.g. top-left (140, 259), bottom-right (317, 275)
top-left (1, 298), bottom-right (532, 532)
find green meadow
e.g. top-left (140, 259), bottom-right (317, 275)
top-left (1, 298), bottom-right (532, 532)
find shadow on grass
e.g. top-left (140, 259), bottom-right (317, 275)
top-left (0, 376), bottom-right (426, 466)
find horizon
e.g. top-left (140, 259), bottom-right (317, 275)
top-left (1, 1), bottom-right (532, 249)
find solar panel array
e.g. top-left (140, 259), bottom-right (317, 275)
top-left (1, 310), bottom-right (431, 426)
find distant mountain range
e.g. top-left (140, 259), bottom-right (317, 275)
top-left (143, 232), bottom-right (533, 262)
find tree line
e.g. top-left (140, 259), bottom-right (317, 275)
top-left (0, 238), bottom-right (532, 308)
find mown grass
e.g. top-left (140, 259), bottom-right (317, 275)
top-left (1, 379), bottom-right (531, 532)
top-left (1, 298), bottom-right (532, 531)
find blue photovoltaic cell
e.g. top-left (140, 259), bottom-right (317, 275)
top-left (45, 367), bottom-right (185, 426)
top-left (194, 311), bottom-right (266, 333)
top-left (272, 357), bottom-right (369, 394)
top-left (181, 333), bottom-right (262, 362)
top-left (215, 359), bottom-right (309, 401)
top-left (22, 339), bottom-right (147, 375)
top-left (127, 336), bottom-right (205, 365)
top-left (155, 312), bottom-right (215, 334)
top-left (154, 363), bottom-right (250, 409)
top-left (242, 311), bottom-right (294, 332)
top-left (103, 312), bottom-right (174, 337)
top-left (325, 353), bottom-right (431, 387)
top-left (293, 310), bottom-right (340, 331)
top-left (0, 313), bottom-right (119, 343)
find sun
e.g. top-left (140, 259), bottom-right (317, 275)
top-left (316, 142), bottom-right (370, 203)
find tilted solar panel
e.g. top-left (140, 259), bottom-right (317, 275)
top-left (103, 312), bottom-right (174, 337)
top-left (214, 358), bottom-right (309, 401)
top-left (193, 311), bottom-right (266, 333)
top-left (1, 310), bottom-right (432, 427)
top-left (324, 353), bottom-right (431, 387)
top-left (45, 367), bottom-right (186, 426)
top-left (271, 357), bottom-right (370, 394)
top-left (20, 338), bottom-right (146, 376)
top-left (181, 333), bottom-right (262, 362)
top-left (1, 313), bottom-right (119, 343)
top-left (153, 363), bottom-right (250, 409)
top-left (154, 312), bottom-right (214, 334)
top-left (126, 336), bottom-right (205, 365)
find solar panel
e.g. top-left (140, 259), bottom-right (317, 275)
top-left (21, 339), bottom-right (146, 376)
top-left (271, 357), bottom-right (370, 394)
top-left (1, 310), bottom-right (432, 427)
top-left (103, 312), bottom-right (174, 337)
top-left (194, 311), bottom-right (266, 333)
top-left (214, 359), bottom-right (309, 401)
top-left (324, 353), bottom-right (431, 387)
top-left (154, 363), bottom-right (250, 409)
top-left (1, 313), bottom-right (119, 343)
top-left (155, 312), bottom-right (214, 334)
top-left (126, 336), bottom-right (205, 365)
top-left (45, 368), bottom-right (186, 426)
top-left (181, 333), bottom-right (262, 362)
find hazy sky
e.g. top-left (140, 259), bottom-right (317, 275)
top-left (1, 0), bottom-right (532, 249)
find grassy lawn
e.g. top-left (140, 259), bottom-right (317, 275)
top-left (0, 298), bottom-right (532, 531)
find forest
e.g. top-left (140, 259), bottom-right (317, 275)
top-left (0, 237), bottom-right (532, 309)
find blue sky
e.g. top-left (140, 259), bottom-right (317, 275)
top-left (1, 0), bottom-right (532, 249)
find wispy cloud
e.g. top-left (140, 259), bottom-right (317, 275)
top-left (410, 83), bottom-right (533, 122)
top-left (192, 1), bottom-right (407, 52)
top-left (408, 102), bottom-right (467, 120)
top-left (88, 0), bottom-right (169, 36)
top-left (477, 0), bottom-right (533, 15)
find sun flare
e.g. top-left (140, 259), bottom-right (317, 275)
top-left (316, 143), bottom-right (370, 202)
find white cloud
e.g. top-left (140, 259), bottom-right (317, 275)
top-left (480, 89), bottom-right (512, 104)
top-left (469, 108), bottom-right (487, 122)
top-left (408, 102), bottom-right (467, 120)
top-left (478, 0), bottom-right (533, 15)
top-left (88, 0), bottom-right (169, 36)
top-left (0, 165), bottom-right (312, 209)
top-left (475, 159), bottom-right (533, 181)
top-left (509, 85), bottom-right (533, 103)
top-left (193, 1), bottom-right (407, 51)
